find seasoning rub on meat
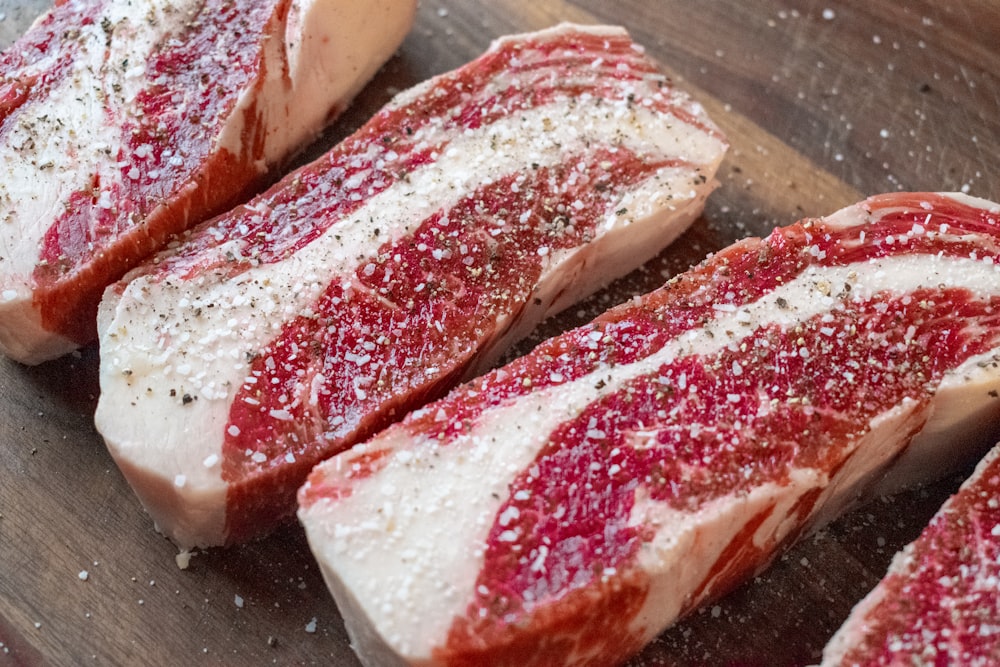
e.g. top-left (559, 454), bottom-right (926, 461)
top-left (95, 23), bottom-right (728, 548)
top-left (298, 192), bottom-right (1000, 667)
top-left (822, 442), bottom-right (1000, 667)
top-left (0, 0), bottom-right (415, 363)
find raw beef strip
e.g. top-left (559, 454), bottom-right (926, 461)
top-left (0, 0), bottom-right (415, 364)
top-left (821, 443), bottom-right (1000, 666)
top-left (298, 192), bottom-right (1000, 667)
top-left (95, 23), bottom-right (728, 548)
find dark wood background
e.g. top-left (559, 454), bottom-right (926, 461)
top-left (1, 1), bottom-right (998, 665)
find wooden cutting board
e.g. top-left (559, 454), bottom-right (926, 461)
top-left (1, 1), bottom-right (998, 664)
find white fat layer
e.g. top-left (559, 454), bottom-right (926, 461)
top-left (300, 380), bottom-right (599, 661)
top-left (97, 88), bottom-right (724, 547)
top-left (216, 0), bottom-right (416, 164)
top-left (626, 471), bottom-right (821, 639)
top-left (0, 305), bottom-right (76, 365)
top-left (627, 395), bottom-right (931, 643)
top-left (0, 0), bottom-right (415, 364)
top-left (868, 350), bottom-right (1000, 497)
top-left (301, 250), bottom-right (1000, 659)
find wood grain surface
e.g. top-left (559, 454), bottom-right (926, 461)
top-left (1, 1), bottom-right (998, 665)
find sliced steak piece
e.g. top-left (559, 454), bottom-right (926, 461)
top-left (821, 443), bottom-right (1000, 666)
top-left (298, 192), bottom-right (1000, 667)
top-left (0, 0), bottom-right (415, 364)
top-left (95, 23), bottom-right (728, 548)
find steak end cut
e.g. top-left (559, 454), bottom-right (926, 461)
top-left (0, 0), bottom-right (416, 364)
top-left (821, 441), bottom-right (1000, 666)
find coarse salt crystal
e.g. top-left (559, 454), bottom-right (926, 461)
top-left (175, 550), bottom-right (192, 569)
top-left (498, 506), bottom-right (520, 527)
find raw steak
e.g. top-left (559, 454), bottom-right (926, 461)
top-left (821, 443), bottom-right (1000, 666)
top-left (95, 23), bottom-right (728, 548)
top-left (298, 192), bottom-right (1000, 667)
top-left (0, 0), bottom-right (415, 363)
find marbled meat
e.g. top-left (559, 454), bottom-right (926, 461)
top-left (0, 0), bottom-right (415, 363)
top-left (95, 23), bottom-right (728, 548)
top-left (298, 192), bottom-right (1000, 667)
top-left (822, 442), bottom-right (1000, 666)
